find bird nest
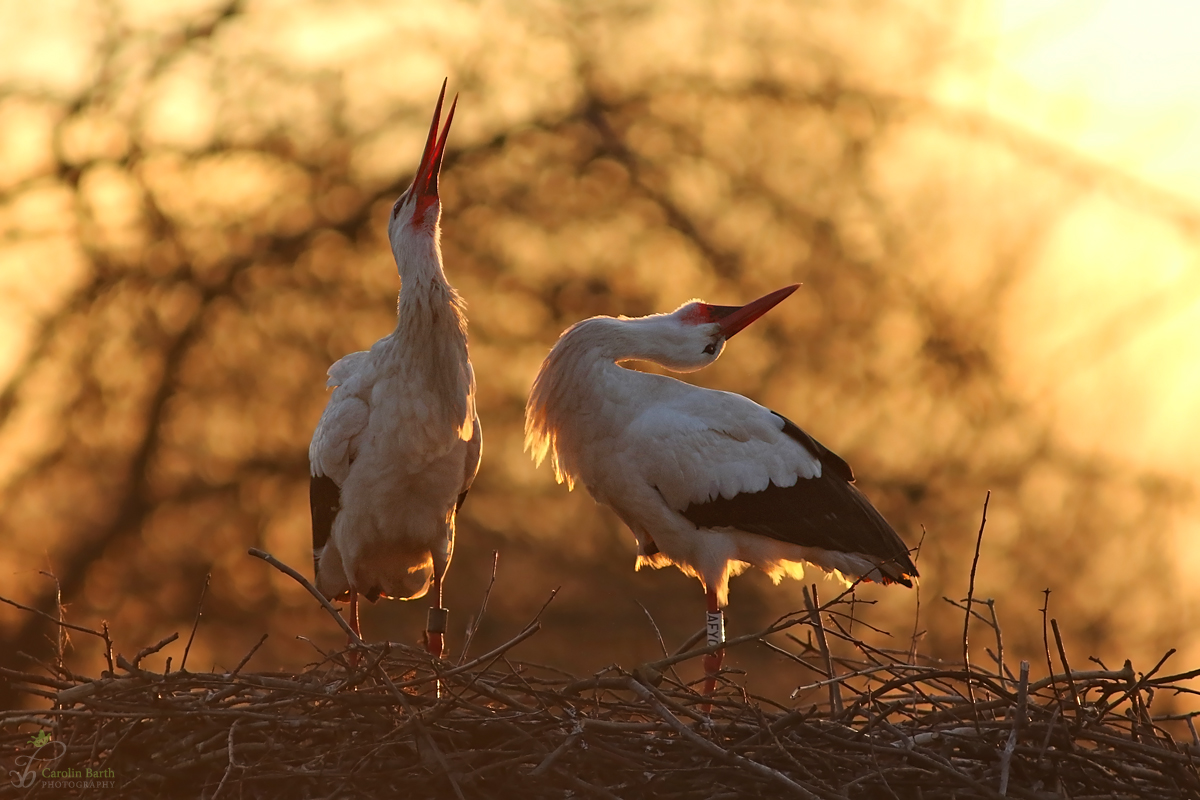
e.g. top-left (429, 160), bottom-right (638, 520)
top-left (2, 550), bottom-right (1199, 799)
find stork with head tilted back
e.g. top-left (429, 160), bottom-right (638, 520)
top-left (525, 285), bottom-right (916, 694)
top-left (309, 82), bottom-right (480, 659)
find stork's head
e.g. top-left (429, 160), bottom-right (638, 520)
top-left (631, 284), bottom-right (800, 372)
top-left (387, 81), bottom-right (457, 256)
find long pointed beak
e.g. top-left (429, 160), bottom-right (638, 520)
top-left (412, 79), bottom-right (458, 208)
top-left (707, 284), bottom-right (800, 339)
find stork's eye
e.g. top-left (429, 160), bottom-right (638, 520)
top-left (703, 343), bottom-right (717, 355)
top-left (391, 201), bottom-right (402, 219)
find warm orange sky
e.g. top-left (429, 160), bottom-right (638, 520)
top-left (942, 1), bottom-right (1200, 485)
top-left (3, 0), bottom-right (1199, 476)
top-left (981, 0), bottom-right (1200, 203)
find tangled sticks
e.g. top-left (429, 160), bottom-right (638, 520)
top-left (1, 553), bottom-right (1198, 799)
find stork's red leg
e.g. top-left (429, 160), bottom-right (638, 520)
top-left (425, 571), bottom-right (448, 659)
top-left (347, 593), bottom-right (362, 669)
top-left (348, 593), bottom-right (362, 638)
top-left (702, 587), bottom-right (725, 698)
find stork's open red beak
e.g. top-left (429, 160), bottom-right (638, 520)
top-left (412, 80), bottom-right (458, 219)
top-left (703, 284), bottom-right (800, 339)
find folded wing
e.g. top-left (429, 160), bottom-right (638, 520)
top-left (627, 393), bottom-right (917, 585)
top-left (308, 352), bottom-right (371, 581)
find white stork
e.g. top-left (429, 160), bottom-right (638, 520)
top-left (308, 82), bottom-right (480, 660)
top-left (525, 285), bottom-right (917, 692)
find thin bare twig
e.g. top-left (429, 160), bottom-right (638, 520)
top-left (133, 632), bottom-right (179, 669)
top-left (803, 585), bottom-right (841, 716)
top-left (1041, 589), bottom-right (1058, 709)
top-left (635, 600), bottom-right (686, 687)
top-left (37, 571), bottom-right (66, 675)
top-left (999, 660), bottom-right (1029, 796)
top-left (180, 573), bottom-right (211, 673)
top-left (988, 598), bottom-right (1006, 688)
top-left (0, 593), bottom-right (109, 641)
top-left (229, 634), bottom-right (268, 678)
top-left (458, 550), bottom-right (499, 665)
top-left (1051, 618), bottom-right (1080, 722)
top-left (962, 491), bottom-right (990, 724)
top-left (211, 719), bottom-right (240, 800)
top-left (248, 548), bottom-right (364, 645)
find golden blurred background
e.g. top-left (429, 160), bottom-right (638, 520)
top-left (2, 0), bottom-right (1198, 709)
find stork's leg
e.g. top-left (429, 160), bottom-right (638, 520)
top-left (346, 593), bottom-right (362, 669)
top-left (348, 593), bottom-right (362, 638)
top-left (703, 587), bottom-right (725, 697)
top-left (425, 571), bottom-right (448, 659)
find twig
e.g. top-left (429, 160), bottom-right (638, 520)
top-left (1095, 649), bottom-right (1178, 721)
top-left (1040, 589), bottom-right (1058, 709)
top-left (638, 600), bottom-right (670, 660)
top-left (229, 634), bottom-right (268, 678)
top-left (394, 622), bottom-right (544, 692)
top-left (942, 597), bottom-right (999, 627)
top-left (248, 548), bottom-right (364, 645)
top-left (1051, 618), bottom-right (1080, 721)
top-left (902, 568), bottom-right (921, 671)
top-left (908, 539), bottom-right (924, 665)
top-left (529, 728), bottom-right (581, 777)
top-left (532, 587), bottom-right (560, 622)
top-left (116, 654), bottom-right (144, 675)
top-left (446, 622), bottom-right (542, 677)
top-left (636, 600), bottom-right (686, 687)
top-left (437, 589), bottom-right (562, 705)
top-left (999, 660), bottom-right (1029, 796)
top-left (1037, 705), bottom-right (1061, 764)
top-left (37, 571), bottom-right (66, 674)
top-left (673, 627), bottom-right (707, 657)
top-left (101, 622), bottom-right (114, 674)
top-left (210, 720), bottom-right (239, 800)
top-left (804, 585), bottom-right (840, 716)
top-left (180, 573), bottom-right (211, 673)
top-left (133, 632), bottom-right (179, 668)
top-left (988, 598), bottom-right (1006, 689)
top-left (0, 592), bottom-right (110, 642)
top-left (458, 550), bottom-right (499, 665)
top-left (962, 490), bottom-right (989, 724)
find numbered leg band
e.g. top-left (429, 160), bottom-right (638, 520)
top-left (427, 607), bottom-right (449, 634)
top-left (706, 610), bottom-right (725, 648)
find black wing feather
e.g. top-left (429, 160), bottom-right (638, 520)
top-left (680, 411), bottom-right (917, 585)
top-left (309, 474), bottom-right (341, 579)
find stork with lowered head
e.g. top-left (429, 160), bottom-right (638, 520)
top-left (525, 285), bottom-right (917, 694)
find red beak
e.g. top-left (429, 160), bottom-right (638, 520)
top-left (704, 284), bottom-right (800, 339)
top-left (412, 80), bottom-right (458, 218)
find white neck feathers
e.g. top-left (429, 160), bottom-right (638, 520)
top-left (525, 317), bottom-right (643, 487)
top-left (387, 224), bottom-right (472, 433)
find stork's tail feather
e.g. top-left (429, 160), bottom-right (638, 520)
top-left (863, 553), bottom-right (919, 588)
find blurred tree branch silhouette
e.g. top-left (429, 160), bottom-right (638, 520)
top-left (1, 0), bottom-right (1196, 708)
